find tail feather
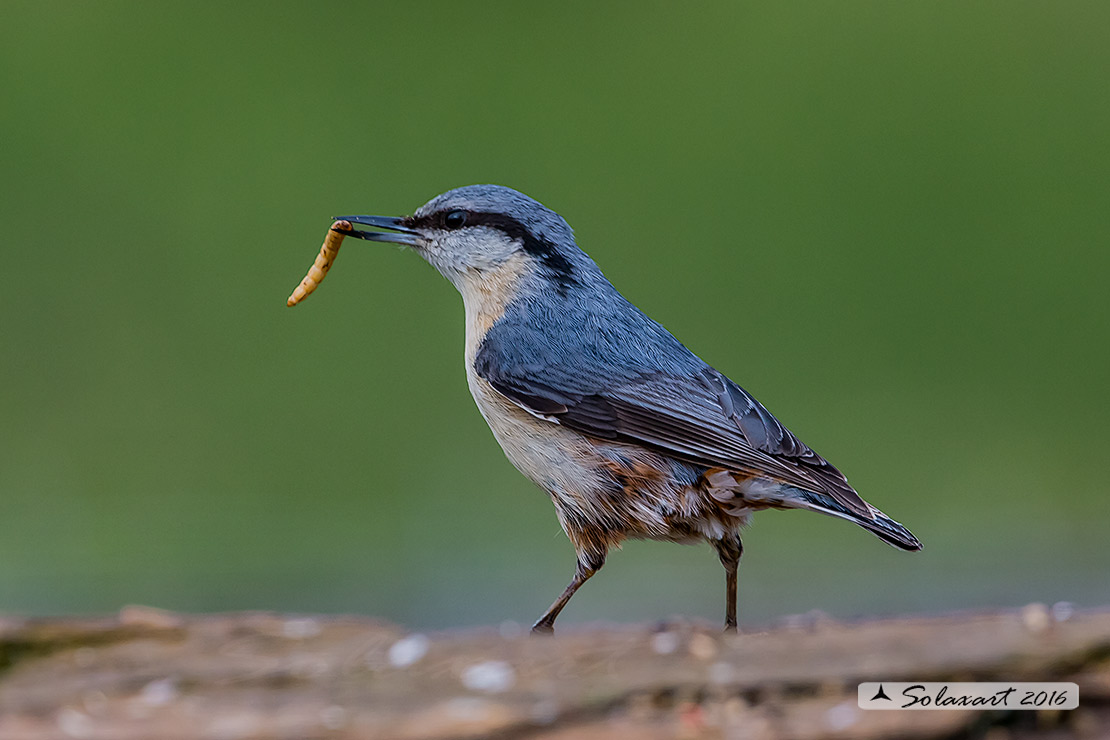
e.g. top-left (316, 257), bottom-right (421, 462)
top-left (790, 487), bottom-right (922, 551)
top-left (857, 511), bottom-right (922, 551)
top-left (702, 469), bottom-right (922, 551)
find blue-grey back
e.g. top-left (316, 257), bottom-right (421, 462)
top-left (480, 262), bottom-right (709, 396)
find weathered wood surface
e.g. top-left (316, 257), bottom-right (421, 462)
top-left (0, 604), bottom-right (1107, 739)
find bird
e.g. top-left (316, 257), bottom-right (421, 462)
top-left (335, 185), bottom-right (921, 634)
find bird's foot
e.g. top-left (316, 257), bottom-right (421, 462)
top-left (530, 621), bottom-right (555, 636)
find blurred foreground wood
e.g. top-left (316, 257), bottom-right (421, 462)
top-left (0, 604), bottom-right (1107, 740)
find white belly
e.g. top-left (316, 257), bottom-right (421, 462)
top-left (464, 360), bottom-right (745, 545)
top-left (465, 366), bottom-right (601, 497)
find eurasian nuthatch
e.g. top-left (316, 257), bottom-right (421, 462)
top-left (337, 185), bottom-right (921, 634)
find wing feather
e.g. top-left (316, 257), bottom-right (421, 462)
top-left (479, 359), bottom-right (870, 518)
top-left (471, 286), bottom-right (871, 519)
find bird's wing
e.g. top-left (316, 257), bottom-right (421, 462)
top-left (478, 360), bottom-right (871, 519)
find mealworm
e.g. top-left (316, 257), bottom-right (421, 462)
top-left (287, 220), bottom-right (351, 307)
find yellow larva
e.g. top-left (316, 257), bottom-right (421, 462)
top-left (287, 220), bottom-right (351, 307)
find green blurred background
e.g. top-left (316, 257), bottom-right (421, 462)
top-left (1, 3), bottom-right (1106, 629)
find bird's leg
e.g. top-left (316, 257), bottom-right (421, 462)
top-left (531, 549), bottom-right (606, 635)
top-left (713, 534), bottom-right (744, 633)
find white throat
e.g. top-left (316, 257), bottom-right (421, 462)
top-left (450, 252), bottom-right (530, 365)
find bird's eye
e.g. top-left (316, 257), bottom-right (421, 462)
top-left (444, 210), bottom-right (467, 230)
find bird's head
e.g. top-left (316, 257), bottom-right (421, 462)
top-left (338, 185), bottom-right (585, 297)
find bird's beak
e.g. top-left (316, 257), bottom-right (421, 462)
top-left (333, 215), bottom-right (422, 246)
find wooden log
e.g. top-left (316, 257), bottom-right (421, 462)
top-left (0, 604), bottom-right (1106, 739)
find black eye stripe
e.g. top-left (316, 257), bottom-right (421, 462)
top-left (407, 208), bottom-right (576, 292)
